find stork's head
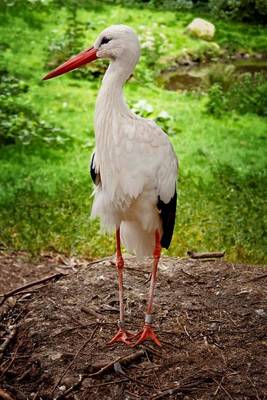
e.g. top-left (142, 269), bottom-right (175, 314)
top-left (43, 25), bottom-right (140, 80)
top-left (95, 25), bottom-right (140, 64)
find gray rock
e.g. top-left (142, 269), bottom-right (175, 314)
top-left (186, 18), bottom-right (215, 41)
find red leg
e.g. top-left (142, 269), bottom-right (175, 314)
top-left (108, 227), bottom-right (133, 346)
top-left (133, 230), bottom-right (161, 347)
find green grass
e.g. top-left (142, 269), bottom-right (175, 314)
top-left (0, 3), bottom-right (266, 264)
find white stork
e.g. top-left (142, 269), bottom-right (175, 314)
top-left (43, 25), bottom-right (178, 347)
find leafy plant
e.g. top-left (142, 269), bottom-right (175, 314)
top-left (148, 0), bottom-right (193, 9)
top-left (0, 0), bottom-right (49, 29)
top-left (0, 69), bottom-right (71, 146)
top-left (46, 5), bottom-right (83, 63)
top-left (46, 4), bottom-right (109, 80)
top-left (206, 64), bottom-right (236, 91)
top-left (209, 0), bottom-right (267, 23)
top-left (131, 99), bottom-right (177, 135)
top-left (104, 0), bottom-right (193, 10)
top-left (136, 26), bottom-right (168, 82)
top-left (206, 72), bottom-right (267, 117)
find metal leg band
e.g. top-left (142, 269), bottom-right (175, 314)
top-left (118, 320), bottom-right (125, 329)
top-left (145, 314), bottom-right (153, 324)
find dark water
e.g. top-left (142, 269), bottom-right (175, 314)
top-left (159, 59), bottom-right (267, 91)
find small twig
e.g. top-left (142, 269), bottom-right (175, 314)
top-left (0, 325), bottom-right (17, 362)
top-left (16, 366), bottom-right (33, 383)
top-left (223, 310), bottom-right (238, 326)
top-left (0, 385), bottom-right (27, 400)
top-left (143, 348), bottom-right (160, 389)
top-left (84, 378), bottom-right (128, 389)
top-left (81, 306), bottom-right (102, 319)
top-left (125, 266), bottom-right (145, 275)
top-left (141, 344), bottom-right (165, 358)
top-left (55, 374), bottom-right (83, 400)
top-left (183, 325), bottom-right (194, 342)
top-left (0, 388), bottom-right (15, 400)
top-left (0, 273), bottom-right (64, 306)
top-left (32, 383), bottom-right (44, 400)
top-left (53, 324), bottom-right (94, 338)
top-left (187, 251), bottom-right (225, 259)
top-left (123, 390), bottom-right (141, 399)
top-left (85, 257), bottom-right (114, 267)
top-left (246, 375), bottom-right (261, 400)
top-left (247, 273), bottom-right (267, 282)
top-left (180, 269), bottom-right (201, 281)
top-left (151, 385), bottom-right (181, 399)
top-left (51, 324), bottom-right (99, 394)
top-left (213, 378), bottom-right (234, 400)
top-left (159, 339), bottom-right (181, 350)
top-left (88, 349), bottom-right (146, 377)
top-left (118, 369), bottom-right (154, 389)
top-left (0, 336), bottom-right (24, 378)
top-left (143, 272), bottom-right (152, 285)
top-left (12, 290), bottom-right (38, 296)
top-left (214, 376), bottom-right (224, 395)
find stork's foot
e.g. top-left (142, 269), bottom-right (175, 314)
top-left (108, 328), bottom-right (134, 346)
top-left (133, 324), bottom-right (161, 347)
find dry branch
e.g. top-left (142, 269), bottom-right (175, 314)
top-left (88, 349), bottom-right (147, 377)
top-left (0, 388), bottom-right (15, 400)
top-left (0, 385), bottom-right (27, 400)
top-left (151, 385), bottom-right (181, 399)
top-left (248, 273), bottom-right (267, 282)
top-left (81, 306), bottom-right (102, 319)
top-left (55, 375), bottom-right (83, 400)
top-left (0, 273), bottom-right (64, 306)
top-left (0, 336), bottom-right (24, 379)
top-left (213, 378), bottom-right (234, 400)
top-left (0, 326), bottom-right (17, 362)
top-left (85, 257), bottom-right (114, 267)
top-left (51, 324), bottom-right (99, 394)
top-left (187, 251), bottom-right (225, 259)
top-left (84, 378), bottom-right (128, 389)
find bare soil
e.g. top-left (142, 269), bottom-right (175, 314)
top-left (0, 251), bottom-right (266, 400)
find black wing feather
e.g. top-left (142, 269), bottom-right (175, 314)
top-left (90, 152), bottom-right (101, 185)
top-left (157, 188), bottom-right (177, 249)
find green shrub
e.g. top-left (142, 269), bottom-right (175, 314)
top-left (45, 4), bottom-right (109, 81)
top-left (0, 70), bottom-right (71, 146)
top-left (46, 5), bottom-right (85, 76)
top-left (206, 72), bottom-right (267, 117)
top-left (206, 64), bottom-right (236, 91)
top-left (104, 0), bottom-right (193, 9)
top-left (148, 0), bottom-right (193, 9)
top-left (0, 0), bottom-right (48, 29)
top-left (209, 0), bottom-right (267, 23)
top-left (131, 99), bottom-right (177, 135)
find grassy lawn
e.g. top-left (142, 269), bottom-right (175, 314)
top-left (0, 2), bottom-right (266, 264)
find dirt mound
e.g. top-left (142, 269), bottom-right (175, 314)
top-left (0, 253), bottom-right (266, 399)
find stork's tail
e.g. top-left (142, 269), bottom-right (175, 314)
top-left (120, 221), bottom-right (155, 260)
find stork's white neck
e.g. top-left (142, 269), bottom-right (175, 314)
top-left (95, 60), bottom-right (133, 119)
top-left (93, 58), bottom-right (137, 189)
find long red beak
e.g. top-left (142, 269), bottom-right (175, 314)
top-left (42, 47), bottom-right (98, 80)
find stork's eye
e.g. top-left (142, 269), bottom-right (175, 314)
top-left (100, 36), bottom-right (111, 46)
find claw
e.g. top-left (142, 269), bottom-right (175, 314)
top-left (108, 328), bottom-right (134, 346)
top-left (133, 324), bottom-right (161, 347)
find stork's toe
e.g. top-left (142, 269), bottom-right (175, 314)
top-left (108, 328), bottom-right (134, 346)
top-left (132, 324), bottom-right (161, 347)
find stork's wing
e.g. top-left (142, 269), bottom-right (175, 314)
top-left (90, 152), bottom-right (101, 186)
top-left (94, 116), bottom-right (178, 203)
top-left (120, 117), bottom-right (178, 203)
top-left (157, 188), bottom-right (177, 249)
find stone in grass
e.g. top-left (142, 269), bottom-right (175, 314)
top-left (186, 18), bottom-right (215, 41)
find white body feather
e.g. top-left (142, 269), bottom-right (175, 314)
top-left (90, 26), bottom-right (178, 258)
